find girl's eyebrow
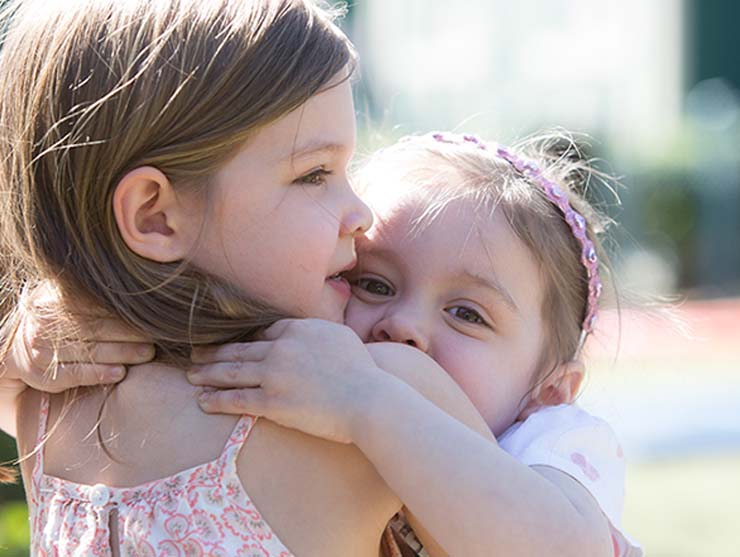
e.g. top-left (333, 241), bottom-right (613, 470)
top-left (460, 270), bottom-right (518, 313)
top-left (282, 140), bottom-right (346, 163)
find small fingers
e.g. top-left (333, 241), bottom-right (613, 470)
top-left (54, 341), bottom-right (155, 365)
top-left (197, 388), bottom-right (267, 416)
top-left (188, 361), bottom-right (263, 388)
top-left (190, 341), bottom-right (271, 364)
top-left (34, 363), bottom-right (127, 393)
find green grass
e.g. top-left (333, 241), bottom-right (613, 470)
top-left (0, 500), bottom-right (30, 557)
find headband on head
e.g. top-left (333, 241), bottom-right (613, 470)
top-left (425, 131), bottom-right (602, 355)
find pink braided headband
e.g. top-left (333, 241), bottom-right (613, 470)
top-left (427, 131), bottom-right (602, 351)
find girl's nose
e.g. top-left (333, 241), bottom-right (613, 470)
top-left (340, 188), bottom-right (374, 236)
top-left (371, 314), bottom-right (429, 353)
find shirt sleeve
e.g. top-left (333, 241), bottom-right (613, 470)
top-left (498, 404), bottom-right (643, 557)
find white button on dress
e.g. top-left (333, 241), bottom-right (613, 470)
top-left (89, 484), bottom-right (110, 507)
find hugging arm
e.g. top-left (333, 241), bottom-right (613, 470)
top-left (0, 374), bottom-right (25, 438)
top-left (0, 285), bottom-right (155, 436)
top-left (358, 343), bottom-right (612, 557)
top-left (189, 319), bottom-right (613, 557)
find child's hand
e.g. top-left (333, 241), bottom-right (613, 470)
top-left (2, 283), bottom-right (155, 392)
top-left (189, 318), bottom-right (390, 444)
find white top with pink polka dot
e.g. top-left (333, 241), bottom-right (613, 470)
top-left (498, 404), bottom-right (643, 557)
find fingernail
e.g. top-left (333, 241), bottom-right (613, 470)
top-left (108, 367), bottom-right (126, 381)
top-left (198, 392), bottom-right (212, 405)
top-left (138, 345), bottom-right (153, 358)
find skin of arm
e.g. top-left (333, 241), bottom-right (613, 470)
top-left (359, 342), bottom-right (613, 557)
top-left (0, 317), bottom-right (26, 437)
top-left (0, 287), bottom-right (155, 437)
top-left (0, 376), bottom-right (25, 438)
top-left (190, 321), bottom-right (614, 557)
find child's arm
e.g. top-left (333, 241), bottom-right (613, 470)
top-left (0, 285), bottom-right (154, 436)
top-left (190, 319), bottom-right (614, 557)
top-left (0, 375), bottom-right (25, 438)
top-left (357, 344), bottom-right (612, 557)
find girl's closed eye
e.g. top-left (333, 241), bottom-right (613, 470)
top-left (351, 276), bottom-right (395, 297)
top-left (295, 166), bottom-right (333, 186)
top-left (445, 305), bottom-right (491, 328)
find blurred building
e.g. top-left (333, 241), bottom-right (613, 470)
top-left (347, 0), bottom-right (740, 297)
top-left (350, 0), bottom-right (683, 159)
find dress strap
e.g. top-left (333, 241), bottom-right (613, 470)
top-left (219, 414), bottom-right (258, 469)
top-left (31, 393), bottom-right (50, 485)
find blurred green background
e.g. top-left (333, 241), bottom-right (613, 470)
top-left (2, 1), bottom-right (739, 555)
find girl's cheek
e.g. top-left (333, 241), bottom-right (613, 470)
top-left (344, 300), bottom-right (377, 340)
top-left (435, 339), bottom-right (490, 394)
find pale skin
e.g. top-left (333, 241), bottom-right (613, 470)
top-left (185, 181), bottom-right (616, 556)
top-left (1, 171), bottom-right (616, 556)
top-left (4, 76), bottom-right (491, 557)
top-left (1, 195), bottom-right (615, 557)
top-left (0, 285), bottom-right (153, 438)
top-left (0, 89), bottom-right (612, 556)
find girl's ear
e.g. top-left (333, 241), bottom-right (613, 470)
top-left (517, 359), bottom-right (585, 421)
top-left (113, 166), bottom-right (203, 262)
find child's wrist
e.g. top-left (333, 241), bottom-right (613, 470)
top-left (0, 319), bottom-right (22, 382)
top-left (0, 374), bottom-right (27, 397)
top-left (0, 351), bottom-right (20, 382)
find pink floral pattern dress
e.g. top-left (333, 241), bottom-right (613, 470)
top-left (28, 394), bottom-right (295, 557)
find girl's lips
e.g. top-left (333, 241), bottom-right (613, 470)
top-left (326, 275), bottom-right (351, 298)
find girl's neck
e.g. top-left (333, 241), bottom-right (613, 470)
top-left (40, 365), bottom-right (239, 486)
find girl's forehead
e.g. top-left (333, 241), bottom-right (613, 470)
top-left (360, 167), bottom-right (468, 216)
top-left (364, 191), bottom-right (508, 261)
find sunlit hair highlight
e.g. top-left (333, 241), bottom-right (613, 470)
top-left (0, 0), bottom-right (356, 362)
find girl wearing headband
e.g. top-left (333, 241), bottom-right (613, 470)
top-left (186, 131), bottom-right (643, 556)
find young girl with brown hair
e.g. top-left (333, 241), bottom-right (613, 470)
top-left (0, 1), bottom-right (487, 555)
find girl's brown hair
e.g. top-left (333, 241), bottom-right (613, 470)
top-left (0, 0), bottom-right (356, 481)
top-left (0, 0), bottom-right (356, 359)
top-left (353, 131), bottom-right (615, 390)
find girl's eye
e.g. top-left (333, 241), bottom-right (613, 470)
top-left (446, 306), bottom-right (489, 327)
top-left (352, 277), bottom-right (394, 297)
top-left (295, 167), bottom-right (332, 186)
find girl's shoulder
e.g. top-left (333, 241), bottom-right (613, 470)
top-left (20, 364), bottom-right (402, 557)
top-left (499, 403), bottom-right (618, 447)
top-left (498, 404), bottom-right (625, 500)
top-left (499, 404), bottom-right (643, 557)
top-left (18, 364), bottom-right (241, 485)
top-left (16, 387), bottom-right (44, 489)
